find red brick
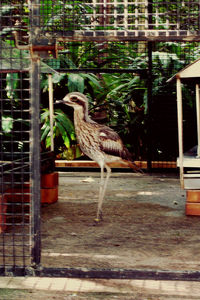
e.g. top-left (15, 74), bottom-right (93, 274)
top-left (186, 203), bottom-right (200, 216)
top-left (186, 190), bottom-right (200, 203)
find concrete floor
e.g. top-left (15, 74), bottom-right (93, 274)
top-left (40, 171), bottom-right (200, 273)
top-left (1, 276), bottom-right (200, 299)
top-left (2, 171), bottom-right (200, 299)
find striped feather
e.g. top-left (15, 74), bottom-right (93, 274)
top-left (99, 127), bottom-right (133, 161)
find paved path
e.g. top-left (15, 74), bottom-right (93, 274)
top-left (1, 277), bottom-right (200, 298)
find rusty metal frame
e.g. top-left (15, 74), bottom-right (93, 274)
top-left (29, 0), bottom-right (41, 270)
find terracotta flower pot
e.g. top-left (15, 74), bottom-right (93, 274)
top-left (41, 172), bottom-right (59, 189)
top-left (41, 186), bottom-right (58, 204)
top-left (0, 195), bottom-right (7, 233)
top-left (0, 172), bottom-right (59, 232)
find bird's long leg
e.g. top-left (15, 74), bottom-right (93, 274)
top-left (95, 164), bottom-right (111, 222)
top-left (95, 164), bottom-right (104, 222)
top-left (101, 164), bottom-right (111, 204)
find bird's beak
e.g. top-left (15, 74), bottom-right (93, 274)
top-left (55, 99), bottom-right (65, 105)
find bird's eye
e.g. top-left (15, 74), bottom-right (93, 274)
top-left (71, 96), bottom-right (78, 101)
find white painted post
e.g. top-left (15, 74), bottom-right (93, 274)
top-left (196, 83), bottom-right (200, 157)
top-left (48, 73), bottom-right (54, 152)
top-left (176, 77), bottom-right (184, 189)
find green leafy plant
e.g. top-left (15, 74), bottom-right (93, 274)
top-left (1, 116), bottom-right (13, 134)
top-left (41, 108), bottom-right (78, 155)
top-left (6, 73), bottom-right (19, 100)
top-left (42, 39), bottom-right (200, 161)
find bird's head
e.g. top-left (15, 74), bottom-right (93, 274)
top-left (57, 92), bottom-right (88, 111)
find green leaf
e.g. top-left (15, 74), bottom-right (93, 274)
top-left (108, 83), bottom-right (129, 95)
top-left (143, 89), bottom-right (148, 115)
top-left (41, 108), bottom-right (75, 151)
top-left (41, 122), bottom-right (50, 141)
top-left (41, 109), bottom-right (50, 122)
top-left (81, 73), bottom-right (102, 89)
top-left (41, 0), bottom-right (63, 26)
top-left (56, 122), bottom-right (70, 148)
top-left (63, 133), bottom-right (70, 148)
top-left (70, 132), bottom-right (76, 141)
top-left (75, 145), bottom-right (82, 158)
top-left (52, 73), bottom-right (66, 84)
top-left (55, 111), bottom-right (74, 133)
top-left (45, 136), bottom-right (52, 148)
top-left (2, 116), bottom-right (13, 133)
top-left (68, 73), bottom-right (85, 93)
top-left (6, 73), bottom-right (19, 99)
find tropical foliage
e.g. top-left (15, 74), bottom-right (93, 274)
top-left (40, 40), bottom-right (200, 160)
top-left (1, 1), bottom-right (200, 161)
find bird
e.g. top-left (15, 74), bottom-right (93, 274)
top-left (58, 92), bottom-right (141, 222)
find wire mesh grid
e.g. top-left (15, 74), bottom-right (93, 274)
top-left (42, 40), bottom-right (200, 164)
top-left (44, 40), bottom-right (147, 71)
top-left (0, 2), bottom-right (32, 268)
top-left (39, 0), bottom-right (200, 40)
top-left (0, 0), bottom-right (200, 276)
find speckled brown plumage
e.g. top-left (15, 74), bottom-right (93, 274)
top-left (59, 92), bottom-right (137, 222)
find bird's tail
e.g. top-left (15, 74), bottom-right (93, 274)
top-left (126, 160), bottom-right (144, 174)
top-left (119, 159), bottom-right (144, 174)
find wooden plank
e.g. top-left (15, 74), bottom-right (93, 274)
top-left (55, 31), bottom-right (200, 42)
top-left (184, 178), bottom-right (200, 189)
top-left (184, 174), bottom-right (200, 177)
top-left (177, 156), bottom-right (200, 167)
top-left (55, 160), bottom-right (176, 169)
top-left (176, 78), bottom-right (184, 188)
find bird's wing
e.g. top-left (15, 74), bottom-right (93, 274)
top-left (98, 126), bottom-right (132, 161)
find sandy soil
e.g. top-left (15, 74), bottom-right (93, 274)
top-left (41, 171), bottom-right (200, 272)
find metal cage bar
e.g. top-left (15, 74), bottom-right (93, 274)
top-left (0, 0), bottom-right (41, 275)
top-left (0, 0), bottom-right (32, 270)
top-left (30, 57), bottom-right (41, 269)
top-left (1, 0), bottom-right (200, 280)
top-left (29, 0), bottom-right (42, 270)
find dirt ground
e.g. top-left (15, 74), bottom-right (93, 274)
top-left (1, 289), bottom-right (200, 300)
top-left (2, 289), bottom-right (200, 300)
top-left (41, 171), bottom-right (200, 271)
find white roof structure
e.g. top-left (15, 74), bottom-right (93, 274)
top-left (168, 58), bottom-right (200, 82)
top-left (168, 58), bottom-right (200, 189)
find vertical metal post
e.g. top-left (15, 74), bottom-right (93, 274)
top-left (48, 74), bottom-right (54, 151)
top-left (195, 83), bottom-right (200, 157)
top-left (147, 41), bottom-right (153, 171)
top-left (30, 56), bottom-right (41, 268)
top-left (176, 78), bottom-right (184, 189)
top-left (29, 0), bottom-right (41, 268)
top-left (147, 0), bottom-right (153, 171)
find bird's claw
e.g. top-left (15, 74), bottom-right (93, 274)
top-left (93, 218), bottom-right (102, 226)
top-left (94, 218), bottom-right (101, 223)
top-left (93, 211), bottom-right (103, 225)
